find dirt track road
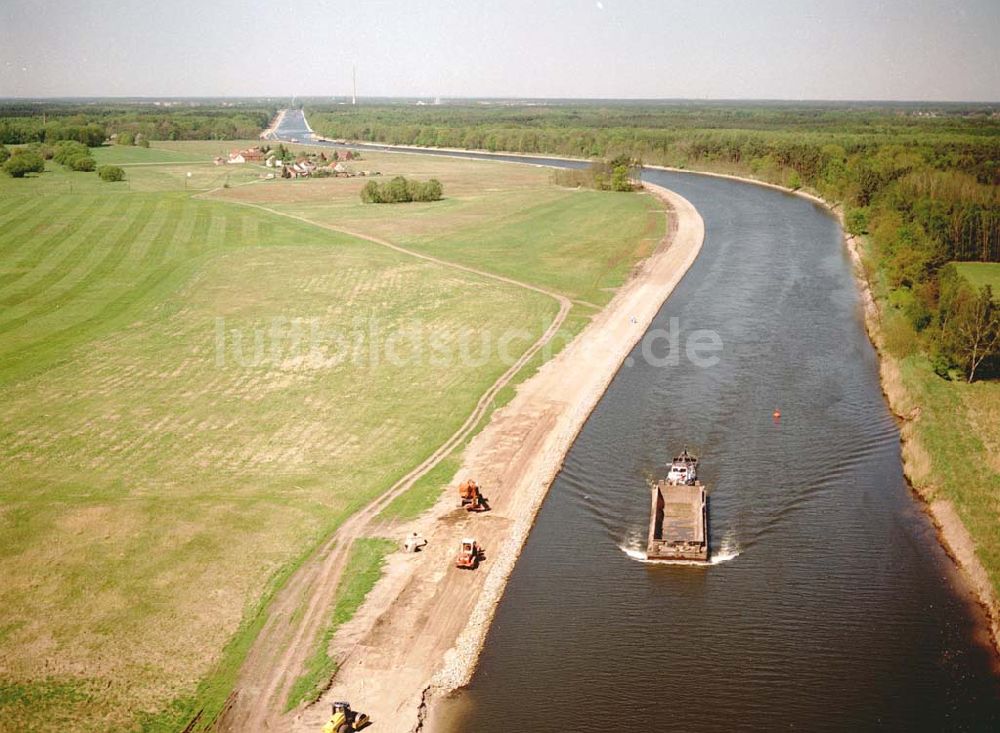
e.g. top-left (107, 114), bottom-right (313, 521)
top-left (213, 203), bottom-right (572, 732)
top-left (289, 184), bottom-right (704, 733)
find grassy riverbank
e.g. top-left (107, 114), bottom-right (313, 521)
top-left (0, 142), bottom-right (661, 731)
top-left (861, 246), bottom-right (1000, 631)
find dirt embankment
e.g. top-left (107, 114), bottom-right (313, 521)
top-left (290, 184), bottom-right (705, 733)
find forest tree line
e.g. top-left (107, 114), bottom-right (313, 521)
top-left (0, 102), bottom-right (274, 145)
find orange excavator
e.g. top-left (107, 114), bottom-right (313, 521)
top-left (456, 538), bottom-right (483, 569)
top-left (458, 479), bottom-right (489, 512)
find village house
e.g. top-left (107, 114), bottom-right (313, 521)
top-left (227, 147), bottom-right (265, 164)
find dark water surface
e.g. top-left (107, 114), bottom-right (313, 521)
top-left (276, 112), bottom-right (1000, 731)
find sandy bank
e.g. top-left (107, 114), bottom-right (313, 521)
top-left (260, 109), bottom-right (287, 140)
top-left (290, 184), bottom-right (704, 733)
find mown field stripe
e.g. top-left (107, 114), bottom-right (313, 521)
top-left (0, 196), bottom-right (140, 328)
top-left (144, 199), bottom-right (184, 272)
top-left (0, 195), bottom-right (58, 245)
top-left (0, 256), bottom-right (197, 385)
top-left (0, 196), bottom-right (85, 287)
top-left (0, 197), bottom-right (129, 309)
top-left (112, 197), bottom-right (175, 276)
top-left (0, 199), bottom-right (159, 338)
top-left (183, 204), bottom-right (213, 259)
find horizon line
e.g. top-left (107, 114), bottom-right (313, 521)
top-left (1, 95), bottom-right (999, 106)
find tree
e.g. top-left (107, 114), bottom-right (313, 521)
top-left (97, 165), bottom-right (126, 182)
top-left (422, 178), bottom-right (443, 201)
top-left (3, 150), bottom-right (45, 177)
top-left (611, 164), bottom-right (632, 192)
top-left (942, 283), bottom-right (1000, 382)
top-left (360, 180), bottom-right (381, 203)
top-left (385, 176), bottom-right (410, 203)
top-left (0, 144), bottom-right (8, 164)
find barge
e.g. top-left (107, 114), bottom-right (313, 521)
top-left (646, 450), bottom-right (709, 563)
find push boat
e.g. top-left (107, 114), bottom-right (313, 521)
top-left (646, 448), bottom-right (709, 563)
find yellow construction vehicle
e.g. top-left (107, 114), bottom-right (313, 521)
top-left (322, 701), bottom-right (369, 732)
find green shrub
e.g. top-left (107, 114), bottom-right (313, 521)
top-left (360, 176), bottom-right (442, 204)
top-left (844, 207), bottom-right (869, 236)
top-left (554, 157), bottom-right (637, 192)
top-left (97, 165), bottom-right (125, 182)
top-left (931, 352), bottom-right (954, 380)
top-left (53, 140), bottom-right (95, 171)
top-left (0, 144), bottom-right (8, 164)
top-left (70, 155), bottom-right (96, 172)
top-left (360, 179), bottom-right (379, 203)
top-left (3, 150), bottom-right (45, 177)
top-left (26, 142), bottom-right (54, 160)
top-left (53, 140), bottom-right (89, 165)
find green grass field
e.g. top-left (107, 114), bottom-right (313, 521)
top-left (92, 145), bottom-right (209, 165)
top-left (898, 357), bottom-right (1000, 593)
top-left (0, 144), bottom-right (664, 731)
top-left (953, 261), bottom-right (1000, 293)
top-left (216, 150), bottom-right (664, 305)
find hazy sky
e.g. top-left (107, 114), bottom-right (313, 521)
top-left (2, 0), bottom-right (998, 100)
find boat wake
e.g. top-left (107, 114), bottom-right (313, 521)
top-left (621, 545), bottom-right (648, 561)
top-left (618, 529), bottom-right (741, 566)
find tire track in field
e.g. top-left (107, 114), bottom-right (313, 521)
top-left (204, 195), bottom-right (573, 732)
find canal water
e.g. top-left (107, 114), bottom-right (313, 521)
top-left (273, 112), bottom-right (1000, 730)
top-left (439, 171), bottom-right (1000, 731)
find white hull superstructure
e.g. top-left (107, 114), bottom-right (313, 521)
top-left (666, 448), bottom-right (699, 485)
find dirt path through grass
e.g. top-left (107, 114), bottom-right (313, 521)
top-left (290, 183), bottom-right (703, 733)
top-left (207, 197), bottom-right (572, 732)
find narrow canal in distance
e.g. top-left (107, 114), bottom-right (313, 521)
top-left (273, 112), bottom-right (1000, 730)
